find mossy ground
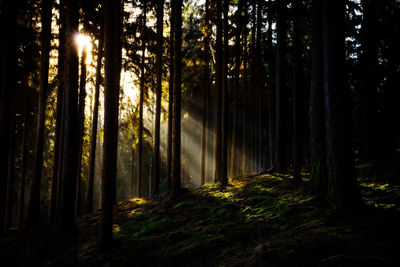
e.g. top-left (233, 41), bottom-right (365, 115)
top-left (2, 160), bottom-right (400, 266)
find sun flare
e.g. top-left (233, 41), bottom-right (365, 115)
top-left (75, 33), bottom-right (92, 64)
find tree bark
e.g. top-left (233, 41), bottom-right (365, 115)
top-left (201, 0), bottom-right (212, 185)
top-left (230, 0), bottom-right (243, 178)
top-left (6, 112), bottom-right (16, 229)
top-left (360, 0), bottom-right (378, 158)
top-left (214, 0), bottom-right (223, 183)
top-left (309, 0), bottom-right (327, 195)
top-left (87, 23), bottom-right (104, 213)
top-left (221, 0), bottom-right (229, 186)
top-left (99, 0), bottom-right (122, 248)
top-left (20, 91), bottom-right (30, 228)
top-left (172, 0), bottom-right (182, 196)
top-left (57, 0), bottom-right (79, 232)
top-left (167, 0), bottom-right (175, 191)
top-left (292, 0), bottom-right (303, 182)
top-left (322, 0), bottom-right (362, 211)
top-left (75, 46), bottom-right (87, 218)
top-left (275, 0), bottom-right (288, 172)
top-left (27, 0), bottom-right (53, 227)
top-left (49, 0), bottom-right (65, 224)
top-left (152, 0), bottom-right (164, 197)
top-left (0, 0), bottom-right (17, 235)
top-left (137, 2), bottom-right (147, 198)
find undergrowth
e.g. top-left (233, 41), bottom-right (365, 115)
top-left (2, 162), bottom-right (400, 266)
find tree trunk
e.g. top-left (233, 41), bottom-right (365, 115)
top-left (57, 0), bottom-right (79, 232)
top-left (75, 46), bottom-right (87, 218)
top-left (0, 0), bottom-right (17, 237)
top-left (309, 0), bottom-right (327, 195)
top-left (292, 0), bottom-right (303, 183)
top-left (20, 91), bottom-right (30, 228)
top-left (49, 0), bottom-right (65, 224)
top-left (6, 112), bottom-right (16, 229)
top-left (230, 0), bottom-right (243, 178)
top-left (322, 0), bottom-right (362, 211)
top-left (99, 0), bottom-right (122, 248)
top-left (200, 0), bottom-right (211, 186)
top-left (275, 0), bottom-right (288, 172)
top-left (87, 23), bottom-right (104, 213)
top-left (27, 0), bottom-right (53, 227)
top-left (241, 2), bottom-right (249, 176)
top-left (167, 0), bottom-right (175, 191)
top-left (360, 0), bottom-right (378, 158)
top-left (172, 0), bottom-right (182, 196)
top-left (137, 2), bottom-right (147, 198)
top-left (214, 0), bottom-right (223, 183)
top-left (266, 0), bottom-right (275, 169)
top-left (152, 0), bottom-right (164, 197)
top-left (221, 0), bottom-right (229, 186)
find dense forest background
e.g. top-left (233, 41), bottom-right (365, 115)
top-left (0, 0), bottom-right (399, 264)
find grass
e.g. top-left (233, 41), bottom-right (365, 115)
top-left (1, 161), bottom-right (400, 266)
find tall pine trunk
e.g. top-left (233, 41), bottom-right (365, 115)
top-left (27, 0), bottom-right (53, 227)
top-left (214, 0), bottom-right (223, 182)
top-left (49, 0), bottom-right (65, 223)
top-left (152, 0), bottom-right (164, 197)
top-left (6, 113), bottom-right (16, 229)
top-left (292, 0), bottom-right (303, 182)
top-left (167, 0), bottom-right (175, 191)
top-left (230, 0), bottom-right (243, 178)
top-left (20, 91), bottom-right (30, 228)
top-left (87, 23), bottom-right (104, 213)
top-left (99, 0), bottom-right (122, 248)
top-left (57, 0), bottom-right (79, 232)
top-left (322, 0), bottom-right (362, 211)
top-left (309, 0), bottom-right (327, 195)
top-left (275, 0), bottom-right (288, 172)
top-left (137, 2), bottom-right (147, 198)
top-left (200, 0), bottom-right (211, 186)
top-left (221, 0), bottom-right (229, 186)
top-left (76, 46), bottom-right (87, 217)
top-left (0, 0), bottom-right (17, 236)
top-left (172, 0), bottom-right (182, 196)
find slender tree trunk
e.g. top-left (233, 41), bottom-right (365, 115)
top-left (360, 0), bottom-right (378, 158)
top-left (57, 0), bottom-right (79, 232)
top-left (99, 0), bottom-right (122, 248)
top-left (20, 91), bottom-right (30, 228)
top-left (309, 0), bottom-right (327, 195)
top-left (27, 0), bottom-right (53, 227)
top-left (221, 0), bottom-right (229, 186)
top-left (214, 0), bottom-right (223, 183)
top-left (49, 0), bottom-right (65, 223)
top-left (241, 3), bottom-right (249, 176)
top-left (250, 0), bottom-right (257, 173)
top-left (200, 0), bottom-right (211, 186)
top-left (152, 0), bottom-right (164, 197)
top-left (131, 144), bottom-right (135, 197)
top-left (137, 2), bottom-right (147, 198)
top-left (167, 0), bottom-right (175, 191)
top-left (266, 0), bottom-right (275, 169)
top-left (6, 113), bottom-right (16, 229)
top-left (87, 24), bottom-right (104, 213)
top-left (75, 46), bottom-right (87, 218)
top-left (172, 0), bottom-right (182, 196)
top-left (230, 0), bottom-right (243, 178)
top-left (256, 0), bottom-right (263, 171)
top-left (292, 0), bottom-right (303, 183)
top-left (322, 0), bottom-right (362, 211)
top-left (275, 0), bottom-right (288, 172)
top-left (0, 0), bottom-right (17, 237)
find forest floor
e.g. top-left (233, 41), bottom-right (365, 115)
top-left (2, 159), bottom-right (400, 266)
